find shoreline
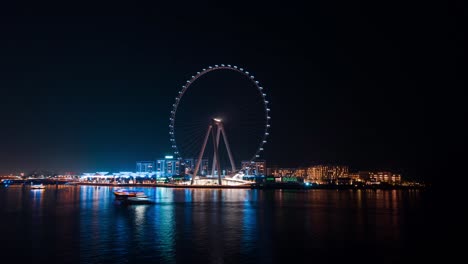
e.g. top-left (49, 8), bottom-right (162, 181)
top-left (70, 182), bottom-right (426, 190)
top-left (75, 182), bottom-right (254, 189)
top-left (1, 180), bottom-right (427, 190)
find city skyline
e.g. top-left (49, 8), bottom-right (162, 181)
top-left (3, 155), bottom-right (406, 181)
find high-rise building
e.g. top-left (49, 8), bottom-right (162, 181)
top-left (181, 158), bottom-right (209, 176)
top-left (154, 157), bottom-right (209, 177)
top-left (156, 156), bottom-right (180, 177)
top-left (136, 161), bottom-right (154, 173)
top-left (241, 160), bottom-right (266, 175)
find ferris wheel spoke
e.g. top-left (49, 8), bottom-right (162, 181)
top-left (170, 64), bottom-right (271, 167)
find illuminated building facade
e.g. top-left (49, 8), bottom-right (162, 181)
top-left (267, 168), bottom-right (294, 177)
top-left (155, 157), bottom-right (210, 177)
top-left (369, 172), bottom-right (401, 184)
top-left (294, 168), bottom-right (307, 177)
top-left (241, 160), bottom-right (266, 175)
top-left (267, 168), bottom-right (305, 177)
top-left (305, 165), bottom-right (349, 183)
top-left (136, 161), bottom-right (154, 173)
top-left (267, 165), bottom-right (404, 185)
top-left (156, 156), bottom-right (180, 177)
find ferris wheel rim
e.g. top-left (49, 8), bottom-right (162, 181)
top-left (169, 64), bottom-right (271, 163)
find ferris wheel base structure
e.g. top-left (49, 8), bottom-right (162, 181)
top-left (191, 176), bottom-right (252, 186)
top-left (191, 118), bottom-right (238, 185)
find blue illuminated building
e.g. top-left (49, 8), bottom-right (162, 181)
top-left (156, 156), bottom-right (180, 177)
top-left (154, 157), bottom-right (209, 177)
top-left (136, 161), bottom-right (154, 173)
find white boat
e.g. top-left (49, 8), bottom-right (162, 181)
top-left (31, 183), bottom-right (45, 189)
top-left (113, 189), bottom-right (145, 199)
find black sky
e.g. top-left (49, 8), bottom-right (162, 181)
top-left (0, 1), bottom-right (465, 182)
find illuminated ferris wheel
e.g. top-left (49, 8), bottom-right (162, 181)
top-left (169, 64), bottom-right (271, 176)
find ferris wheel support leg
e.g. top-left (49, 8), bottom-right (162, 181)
top-left (220, 124), bottom-right (236, 172)
top-left (211, 125), bottom-right (222, 185)
top-left (192, 125), bottom-right (213, 185)
top-left (211, 127), bottom-right (221, 177)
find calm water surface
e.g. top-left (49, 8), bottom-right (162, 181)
top-left (0, 186), bottom-right (438, 263)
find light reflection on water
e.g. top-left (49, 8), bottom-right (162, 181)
top-left (0, 186), bottom-right (434, 263)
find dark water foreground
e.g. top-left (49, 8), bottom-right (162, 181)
top-left (0, 186), bottom-right (447, 263)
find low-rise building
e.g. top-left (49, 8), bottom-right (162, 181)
top-left (370, 172), bottom-right (401, 184)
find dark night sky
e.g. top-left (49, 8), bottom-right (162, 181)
top-left (0, 1), bottom-right (464, 182)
